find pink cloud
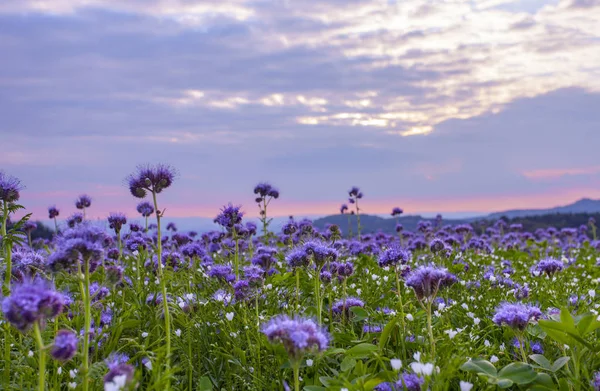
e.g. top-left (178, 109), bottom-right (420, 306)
top-left (522, 166), bottom-right (600, 180)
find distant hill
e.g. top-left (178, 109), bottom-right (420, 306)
top-left (486, 198), bottom-right (600, 219)
top-left (313, 198), bottom-right (600, 235)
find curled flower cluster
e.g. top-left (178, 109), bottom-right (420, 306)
top-left (405, 265), bottom-right (457, 301)
top-left (51, 330), bottom-right (78, 362)
top-left (108, 213), bottom-right (127, 234)
top-left (136, 201), bottom-right (154, 217)
top-left (534, 258), bottom-right (564, 277)
top-left (127, 163), bottom-right (176, 198)
top-left (253, 182), bottom-right (279, 203)
top-left (2, 279), bottom-right (65, 332)
top-left (332, 297), bottom-right (364, 316)
top-left (0, 171), bottom-right (23, 203)
top-left (492, 302), bottom-right (542, 330)
top-left (261, 315), bottom-right (329, 359)
top-left (378, 246), bottom-right (410, 267)
top-left (75, 194), bottom-right (92, 210)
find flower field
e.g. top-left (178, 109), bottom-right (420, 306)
top-left (1, 166), bottom-right (600, 391)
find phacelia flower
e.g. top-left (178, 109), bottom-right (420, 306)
top-left (107, 213), bottom-right (127, 234)
top-left (2, 278), bottom-right (65, 332)
top-left (492, 302), bottom-right (542, 330)
top-left (51, 330), bottom-right (78, 362)
top-left (66, 213), bottom-right (83, 228)
top-left (332, 297), bottom-right (365, 316)
top-left (214, 204), bottom-right (244, 230)
top-left (405, 265), bottom-right (457, 301)
top-left (48, 206), bottom-right (60, 219)
top-left (378, 246), bottom-right (410, 267)
top-left (534, 258), bottom-right (564, 277)
top-left (261, 315), bottom-right (329, 359)
top-left (127, 163), bottom-right (177, 198)
top-left (136, 201), bottom-right (154, 217)
top-left (0, 171), bottom-right (23, 202)
top-left (75, 194), bottom-right (92, 210)
top-left (391, 207), bottom-right (403, 217)
top-left (103, 363), bottom-right (135, 391)
top-left (254, 182), bottom-right (279, 201)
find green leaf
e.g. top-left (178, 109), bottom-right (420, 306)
top-left (551, 357), bottom-right (570, 372)
top-left (533, 373), bottom-right (555, 387)
top-left (497, 362), bottom-right (538, 385)
top-left (303, 387), bottom-right (327, 391)
top-left (379, 315), bottom-right (399, 350)
top-left (576, 314), bottom-right (600, 336)
top-left (529, 354), bottom-right (552, 370)
top-left (345, 343), bottom-right (378, 357)
top-left (350, 307), bottom-right (369, 322)
top-left (460, 358), bottom-right (498, 377)
top-left (198, 376), bottom-right (213, 391)
top-left (340, 356), bottom-right (357, 372)
top-left (319, 377), bottom-right (334, 387)
top-left (494, 378), bottom-right (513, 388)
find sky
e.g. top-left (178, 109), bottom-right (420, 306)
top-left (2, 0), bottom-right (600, 222)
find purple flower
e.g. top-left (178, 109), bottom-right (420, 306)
top-left (375, 372), bottom-right (424, 391)
top-left (214, 204), bottom-right (244, 230)
top-left (405, 265), bottom-right (457, 301)
top-left (23, 221), bottom-right (37, 233)
top-left (337, 261), bottom-right (354, 278)
top-left (66, 213), bottom-right (83, 228)
top-left (136, 201), bottom-right (154, 217)
top-left (107, 213), bottom-right (127, 234)
top-left (534, 258), bottom-right (564, 277)
top-left (391, 207), bottom-right (403, 217)
top-left (591, 371), bottom-right (600, 390)
top-left (104, 363), bottom-right (135, 390)
top-left (332, 297), bottom-right (365, 316)
top-left (378, 246), bottom-right (410, 267)
top-left (2, 279), bottom-right (65, 332)
top-left (208, 264), bottom-right (235, 283)
top-left (285, 247), bottom-right (310, 269)
top-left (233, 279), bottom-right (251, 301)
top-left (493, 302), bottom-right (542, 330)
top-left (243, 265), bottom-right (264, 285)
top-left (261, 315), bottom-right (329, 359)
top-left (51, 330), bottom-right (78, 362)
top-left (75, 194), bottom-right (92, 210)
top-left (0, 171), bottom-right (23, 202)
top-left (254, 182), bottom-right (279, 200)
top-left (127, 163), bottom-right (177, 198)
top-left (48, 206), bottom-right (60, 219)
top-left (166, 222), bottom-right (177, 232)
top-left (340, 204), bottom-right (349, 214)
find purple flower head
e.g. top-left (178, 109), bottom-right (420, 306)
top-left (107, 213), bottom-right (127, 234)
top-left (0, 171), bottom-right (23, 203)
top-left (208, 264), bottom-right (235, 283)
top-left (243, 265), bottom-right (264, 285)
top-left (378, 246), bottom-right (410, 267)
top-left (180, 242), bottom-right (205, 259)
top-left (51, 330), bottom-right (78, 362)
top-left (214, 204), bottom-right (244, 230)
top-left (136, 201), bottom-right (154, 217)
top-left (127, 163), bottom-right (177, 198)
top-left (48, 206), bottom-right (60, 219)
top-left (23, 221), bottom-right (37, 233)
top-left (67, 213), bottom-right (84, 228)
top-left (303, 240), bottom-right (338, 265)
top-left (105, 265), bottom-right (124, 285)
top-left (75, 194), bottom-right (92, 210)
top-left (337, 261), bottom-right (354, 278)
top-left (261, 315), bottom-right (329, 359)
top-left (165, 222), bottom-right (177, 232)
top-left (534, 258), bottom-right (564, 277)
top-left (514, 283), bottom-right (530, 300)
top-left (429, 238), bottom-right (445, 253)
top-left (254, 182), bottom-right (279, 201)
top-left (282, 221), bottom-right (298, 235)
top-left (375, 372), bottom-right (424, 391)
top-left (2, 278), bottom-right (65, 332)
top-left (391, 207), bottom-right (403, 217)
top-left (129, 223), bottom-right (142, 232)
top-left (104, 363), bottom-right (135, 390)
top-left (340, 204), bottom-right (349, 214)
top-left (233, 279), bottom-right (251, 301)
top-left (320, 270), bottom-right (332, 283)
top-left (405, 265), bottom-right (457, 301)
top-left (125, 235), bottom-right (148, 252)
top-left (592, 371), bottom-right (600, 390)
top-left (395, 223), bottom-right (403, 233)
top-left (285, 247), bottom-right (310, 269)
top-left (332, 297), bottom-right (365, 316)
top-left (493, 302), bottom-right (542, 330)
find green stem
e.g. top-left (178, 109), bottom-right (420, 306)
top-left (426, 299), bottom-right (435, 358)
top-left (117, 232), bottom-right (122, 259)
top-left (234, 234), bottom-right (239, 279)
top-left (78, 258), bottom-right (91, 391)
top-left (3, 200), bottom-right (13, 294)
top-left (33, 322), bottom-right (46, 391)
top-left (395, 267), bottom-right (406, 356)
top-left (295, 269), bottom-right (300, 312)
top-left (293, 360), bottom-right (300, 391)
top-left (54, 217), bottom-right (59, 234)
top-left (314, 271), bottom-right (322, 324)
top-left (517, 334), bottom-right (528, 363)
top-left (152, 191), bottom-right (171, 389)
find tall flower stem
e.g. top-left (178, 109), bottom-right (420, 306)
top-left (53, 217), bottom-right (59, 234)
top-left (395, 267), bottom-right (406, 356)
top-left (292, 360), bottom-right (300, 391)
top-left (314, 271), bottom-right (322, 324)
top-left (78, 258), bottom-right (92, 391)
top-left (517, 333), bottom-right (528, 363)
top-left (2, 201), bottom-right (13, 388)
top-left (295, 269), bottom-right (300, 312)
top-left (425, 299), bottom-right (435, 358)
top-left (152, 191), bottom-right (171, 389)
top-left (262, 199), bottom-right (269, 244)
top-left (234, 233), bottom-right (240, 279)
top-left (33, 322), bottom-right (46, 391)
top-left (355, 200), bottom-right (361, 240)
